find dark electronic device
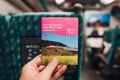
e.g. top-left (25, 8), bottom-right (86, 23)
top-left (21, 37), bottom-right (41, 66)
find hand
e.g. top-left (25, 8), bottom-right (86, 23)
top-left (20, 55), bottom-right (67, 80)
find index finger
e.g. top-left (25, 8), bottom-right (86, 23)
top-left (41, 58), bottom-right (58, 76)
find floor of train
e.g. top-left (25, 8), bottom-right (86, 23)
top-left (80, 52), bottom-right (103, 80)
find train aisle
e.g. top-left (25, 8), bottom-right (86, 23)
top-left (81, 52), bottom-right (103, 80)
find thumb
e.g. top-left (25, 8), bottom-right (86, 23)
top-left (29, 54), bottom-right (42, 66)
top-left (41, 58), bottom-right (58, 76)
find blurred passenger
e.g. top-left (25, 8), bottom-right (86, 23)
top-left (88, 20), bottom-right (104, 38)
top-left (87, 20), bottom-right (104, 56)
top-left (87, 20), bottom-right (111, 70)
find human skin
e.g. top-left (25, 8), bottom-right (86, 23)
top-left (20, 55), bottom-right (67, 80)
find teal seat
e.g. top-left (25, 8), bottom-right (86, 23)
top-left (103, 28), bottom-right (120, 65)
top-left (101, 28), bottom-right (120, 80)
top-left (107, 28), bottom-right (120, 64)
top-left (0, 13), bottom-right (83, 80)
top-left (104, 30), bottom-right (112, 43)
top-left (0, 15), bottom-right (11, 80)
top-left (9, 14), bottom-right (42, 80)
top-left (0, 15), bottom-right (6, 80)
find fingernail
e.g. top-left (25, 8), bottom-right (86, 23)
top-left (63, 65), bottom-right (67, 71)
top-left (39, 54), bottom-right (42, 58)
top-left (63, 65), bottom-right (67, 69)
top-left (52, 58), bottom-right (58, 63)
top-left (39, 54), bottom-right (42, 57)
top-left (40, 54), bottom-right (42, 56)
top-left (60, 65), bottom-right (67, 73)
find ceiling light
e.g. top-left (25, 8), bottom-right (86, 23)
top-left (100, 0), bottom-right (114, 5)
top-left (55, 0), bottom-right (65, 5)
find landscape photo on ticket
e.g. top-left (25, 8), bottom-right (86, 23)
top-left (41, 17), bottom-right (79, 65)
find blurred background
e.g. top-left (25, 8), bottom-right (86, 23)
top-left (0, 0), bottom-right (120, 80)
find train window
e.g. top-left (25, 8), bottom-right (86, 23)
top-left (113, 48), bottom-right (120, 67)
